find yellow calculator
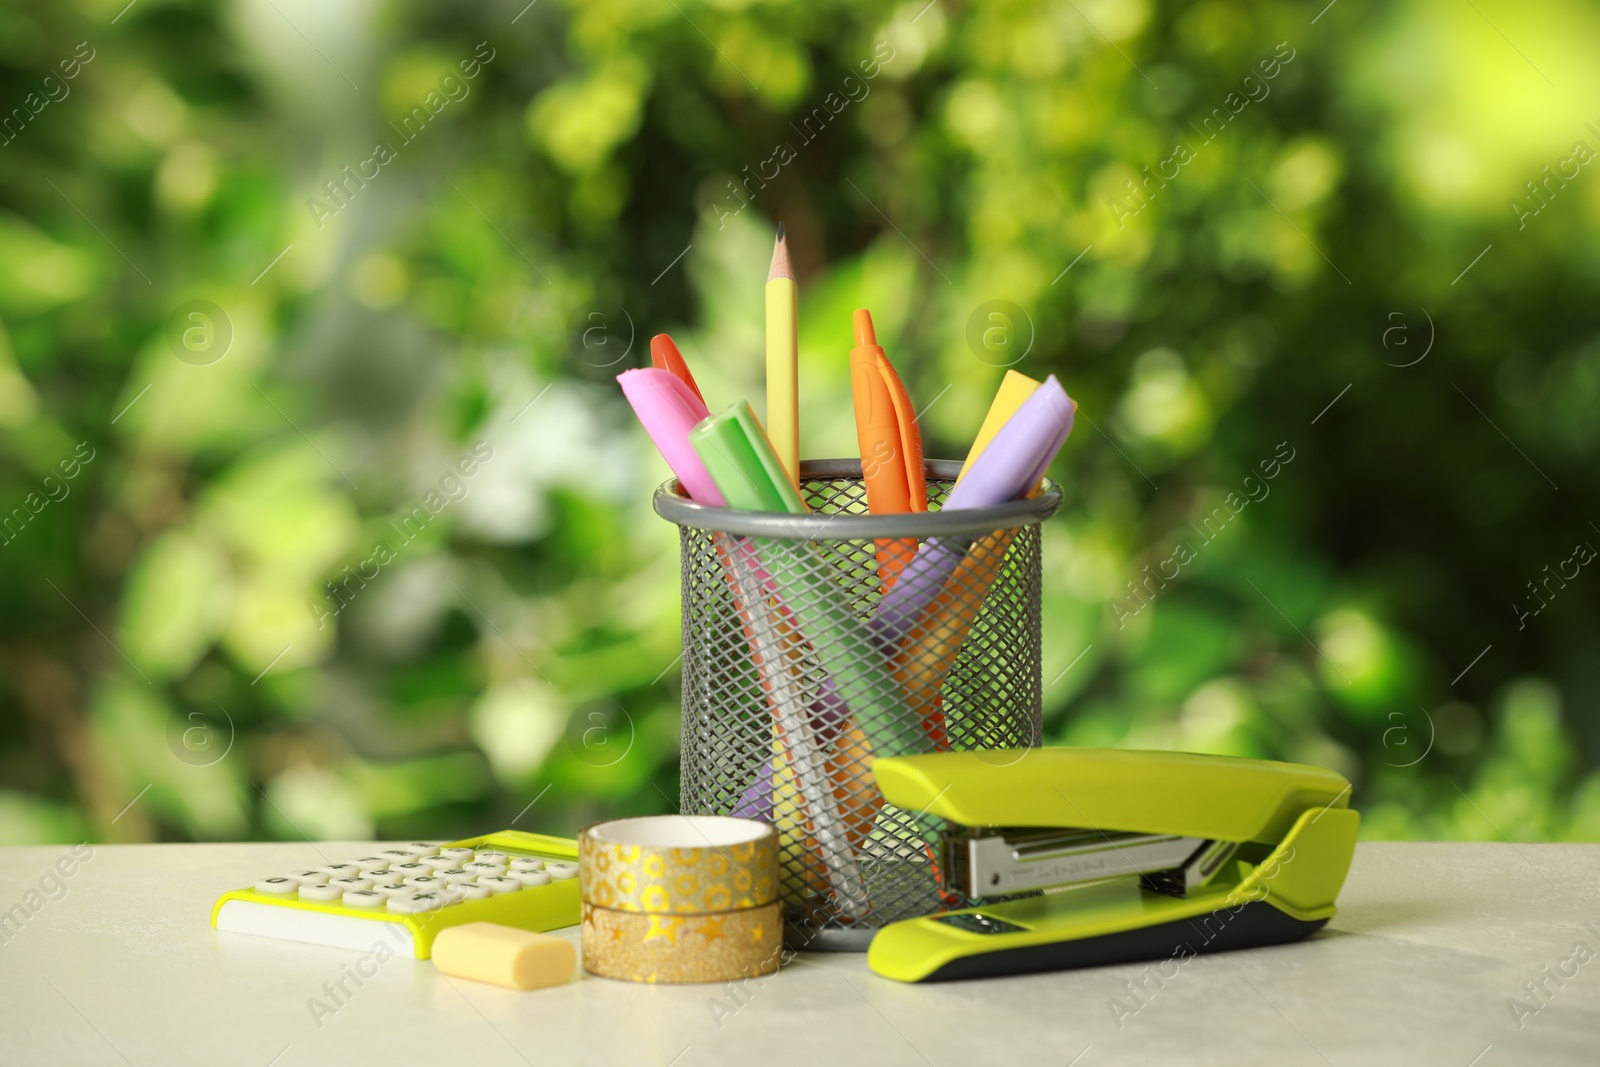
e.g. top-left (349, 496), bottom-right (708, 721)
top-left (211, 830), bottom-right (580, 959)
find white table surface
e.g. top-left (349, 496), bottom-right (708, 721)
top-left (1, 841), bottom-right (1596, 1066)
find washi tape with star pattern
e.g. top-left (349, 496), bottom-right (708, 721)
top-left (581, 900), bottom-right (782, 983)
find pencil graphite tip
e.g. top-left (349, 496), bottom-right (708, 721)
top-left (852, 308), bottom-right (877, 348)
top-left (768, 224), bottom-right (794, 282)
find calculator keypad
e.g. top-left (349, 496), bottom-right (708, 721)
top-left (253, 843), bottom-right (569, 915)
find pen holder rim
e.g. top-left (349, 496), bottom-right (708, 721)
top-left (653, 458), bottom-right (1062, 538)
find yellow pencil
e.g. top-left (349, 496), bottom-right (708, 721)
top-left (766, 223), bottom-right (799, 490)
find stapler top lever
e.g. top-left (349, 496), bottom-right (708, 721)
top-left (866, 748), bottom-right (1359, 983)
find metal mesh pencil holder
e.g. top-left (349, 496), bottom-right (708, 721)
top-left (655, 458), bottom-right (1062, 951)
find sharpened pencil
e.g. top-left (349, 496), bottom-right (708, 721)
top-left (766, 223), bottom-right (800, 490)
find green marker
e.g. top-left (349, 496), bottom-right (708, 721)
top-left (689, 401), bottom-right (932, 763)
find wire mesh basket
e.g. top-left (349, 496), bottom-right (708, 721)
top-left (654, 458), bottom-right (1062, 951)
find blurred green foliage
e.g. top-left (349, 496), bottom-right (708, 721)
top-left (2, 0), bottom-right (1598, 846)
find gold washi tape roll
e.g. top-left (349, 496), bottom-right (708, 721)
top-left (579, 815), bottom-right (778, 914)
top-left (581, 901), bottom-right (782, 984)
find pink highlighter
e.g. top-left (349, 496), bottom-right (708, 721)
top-left (619, 365), bottom-right (815, 824)
top-left (617, 368), bottom-right (724, 505)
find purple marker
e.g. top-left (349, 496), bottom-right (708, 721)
top-left (871, 375), bottom-right (1075, 646)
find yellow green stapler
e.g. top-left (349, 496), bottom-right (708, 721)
top-left (866, 748), bottom-right (1359, 982)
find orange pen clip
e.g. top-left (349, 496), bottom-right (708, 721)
top-left (650, 333), bottom-right (707, 408)
top-left (849, 309), bottom-right (926, 590)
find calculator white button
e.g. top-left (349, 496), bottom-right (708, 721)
top-left (454, 883), bottom-right (492, 900)
top-left (329, 877), bottom-right (372, 891)
top-left (509, 870), bottom-right (551, 887)
top-left (285, 869), bottom-right (330, 885)
top-left (255, 877), bottom-right (300, 895)
top-left (411, 883), bottom-right (460, 903)
top-left (418, 855), bottom-right (457, 871)
top-left (370, 882), bottom-right (413, 897)
top-left (404, 842), bottom-right (440, 858)
top-left (388, 892), bottom-right (448, 914)
top-left (298, 883), bottom-right (345, 902)
top-left (350, 856), bottom-right (391, 873)
top-left (389, 862), bottom-right (431, 879)
top-left (509, 857), bottom-right (545, 872)
top-left (379, 849), bottom-right (414, 863)
top-left (463, 862), bottom-right (506, 878)
top-left (318, 864), bottom-right (363, 880)
top-left (474, 850), bottom-right (509, 864)
top-left (343, 890), bottom-right (387, 908)
top-left (477, 876), bottom-right (522, 894)
top-left (405, 876), bottom-right (447, 891)
top-left (437, 868), bottom-right (474, 884)
top-left (437, 847), bottom-right (475, 864)
top-left (546, 863), bottom-right (577, 880)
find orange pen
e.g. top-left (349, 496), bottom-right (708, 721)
top-left (890, 528), bottom-right (1015, 750)
top-left (849, 309), bottom-right (925, 588)
top-left (650, 333), bottom-right (706, 408)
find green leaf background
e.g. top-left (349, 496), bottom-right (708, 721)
top-left (1, 0), bottom-right (1597, 845)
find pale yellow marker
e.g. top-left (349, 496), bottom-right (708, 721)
top-left (955, 369), bottom-right (1042, 483)
top-left (765, 223), bottom-right (800, 490)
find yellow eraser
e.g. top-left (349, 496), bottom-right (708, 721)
top-left (431, 922), bottom-right (576, 991)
